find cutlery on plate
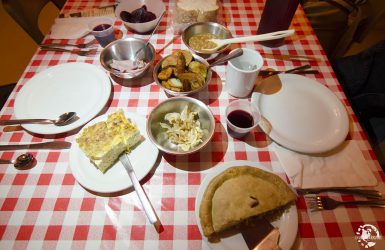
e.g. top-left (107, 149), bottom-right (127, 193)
top-left (296, 187), bottom-right (382, 199)
top-left (0, 141), bottom-right (71, 151)
top-left (40, 40), bottom-right (97, 49)
top-left (306, 196), bottom-right (385, 211)
top-left (202, 29), bottom-right (295, 52)
top-left (0, 153), bottom-right (35, 169)
top-left (119, 153), bottom-right (161, 230)
top-left (0, 112), bottom-right (78, 126)
top-left (39, 46), bottom-right (97, 56)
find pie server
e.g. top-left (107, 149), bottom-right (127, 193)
top-left (241, 218), bottom-right (279, 249)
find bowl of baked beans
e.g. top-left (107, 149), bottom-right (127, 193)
top-left (182, 22), bottom-right (233, 60)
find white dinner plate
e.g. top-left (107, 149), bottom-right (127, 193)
top-left (69, 111), bottom-right (159, 193)
top-left (254, 74), bottom-right (349, 154)
top-left (14, 62), bottom-right (111, 135)
top-left (195, 161), bottom-right (298, 250)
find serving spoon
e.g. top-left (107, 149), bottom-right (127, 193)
top-left (0, 153), bottom-right (35, 170)
top-left (208, 48), bottom-right (243, 68)
top-left (203, 29), bottom-right (295, 52)
top-left (0, 112), bottom-right (78, 126)
top-left (133, 10), bottom-right (166, 65)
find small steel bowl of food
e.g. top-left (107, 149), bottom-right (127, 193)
top-left (147, 96), bottom-right (215, 155)
top-left (153, 49), bottom-right (212, 96)
top-left (100, 37), bottom-right (155, 79)
top-left (182, 22), bottom-right (233, 60)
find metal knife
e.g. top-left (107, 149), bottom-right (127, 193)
top-left (119, 153), bottom-right (161, 231)
top-left (296, 187), bottom-right (382, 199)
top-left (0, 141), bottom-right (72, 150)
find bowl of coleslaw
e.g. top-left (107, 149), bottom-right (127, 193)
top-left (146, 96), bottom-right (215, 155)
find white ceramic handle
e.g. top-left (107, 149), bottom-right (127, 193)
top-left (220, 29), bottom-right (295, 45)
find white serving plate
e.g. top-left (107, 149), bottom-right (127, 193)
top-left (253, 74), bottom-right (349, 153)
top-left (69, 111), bottom-right (159, 193)
top-left (14, 62), bottom-right (111, 135)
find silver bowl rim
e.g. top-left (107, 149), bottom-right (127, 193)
top-left (152, 52), bottom-right (212, 96)
top-left (99, 37), bottom-right (155, 78)
top-left (146, 96), bottom-right (216, 155)
top-left (182, 21), bottom-right (233, 56)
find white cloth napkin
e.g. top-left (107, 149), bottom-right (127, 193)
top-left (274, 140), bottom-right (377, 188)
top-left (49, 17), bottom-right (115, 40)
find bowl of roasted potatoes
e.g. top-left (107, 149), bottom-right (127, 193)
top-left (153, 49), bottom-right (212, 96)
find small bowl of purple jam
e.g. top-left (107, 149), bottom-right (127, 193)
top-left (115, 0), bottom-right (166, 34)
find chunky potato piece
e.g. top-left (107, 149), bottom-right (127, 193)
top-left (158, 67), bottom-right (173, 80)
top-left (161, 55), bottom-right (178, 68)
top-left (162, 79), bottom-right (183, 92)
top-left (172, 50), bottom-right (193, 65)
top-left (178, 72), bottom-right (205, 90)
top-left (188, 61), bottom-right (208, 78)
top-left (174, 51), bottom-right (186, 77)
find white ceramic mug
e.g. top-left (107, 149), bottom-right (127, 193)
top-left (225, 48), bottom-right (263, 98)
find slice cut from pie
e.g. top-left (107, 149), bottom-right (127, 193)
top-left (199, 166), bottom-right (296, 241)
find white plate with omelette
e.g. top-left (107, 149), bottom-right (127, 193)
top-left (195, 161), bottom-right (298, 250)
top-left (69, 110), bottom-right (159, 193)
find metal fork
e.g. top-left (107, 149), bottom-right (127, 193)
top-left (296, 187), bottom-right (382, 199)
top-left (40, 40), bottom-right (97, 49)
top-left (40, 47), bottom-right (97, 56)
top-left (306, 196), bottom-right (385, 211)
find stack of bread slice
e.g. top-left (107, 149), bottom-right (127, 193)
top-left (174, 0), bottom-right (219, 26)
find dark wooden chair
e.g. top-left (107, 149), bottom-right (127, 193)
top-left (2, 0), bottom-right (66, 44)
top-left (0, 83), bottom-right (16, 111)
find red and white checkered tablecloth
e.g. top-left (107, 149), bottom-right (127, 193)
top-left (1, 0), bottom-right (385, 249)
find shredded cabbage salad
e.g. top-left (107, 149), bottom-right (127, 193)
top-left (160, 105), bottom-right (204, 151)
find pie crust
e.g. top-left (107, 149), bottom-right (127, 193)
top-left (199, 166), bottom-right (296, 240)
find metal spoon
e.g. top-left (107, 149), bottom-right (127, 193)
top-left (133, 10), bottom-right (166, 64)
top-left (0, 112), bottom-right (78, 126)
top-left (203, 29), bottom-right (295, 52)
top-left (0, 153), bottom-right (35, 169)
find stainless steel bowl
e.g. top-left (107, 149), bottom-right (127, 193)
top-left (182, 22), bottom-right (233, 60)
top-left (100, 37), bottom-right (155, 79)
top-left (153, 53), bottom-right (212, 97)
top-left (147, 97), bottom-right (215, 155)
